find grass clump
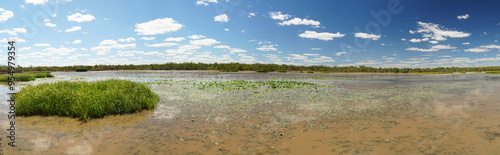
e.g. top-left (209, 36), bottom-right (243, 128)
top-left (0, 74), bottom-right (36, 82)
top-left (277, 70), bottom-right (286, 73)
top-left (486, 71), bottom-right (500, 74)
top-left (320, 71), bottom-right (329, 74)
top-left (256, 70), bottom-right (269, 73)
top-left (25, 71), bottom-right (54, 78)
top-left (15, 79), bottom-right (159, 121)
top-left (219, 70), bottom-right (239, 72)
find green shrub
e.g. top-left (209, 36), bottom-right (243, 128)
top-left (75, 68), bottom-right (88, 72)
top-left (320, 71), bottom-right (329, 74)
top-left (256, 70), bottom-right (269, 73)
top-left (486, 71), bottom-right (500, 74)
top-left (277, 70), bottom-right (286, 73)
top-left (0, 74), bottom-right (36, 82)
top-left (307, 71), bottom-right (314, 73)
top-left (15, 79), bottom-right (159, 121)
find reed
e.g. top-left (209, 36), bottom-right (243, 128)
top-left (15, 79), bottom-right (159, 121)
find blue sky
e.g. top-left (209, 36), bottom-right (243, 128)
top-left (1, 0), bottom-right (499, 68)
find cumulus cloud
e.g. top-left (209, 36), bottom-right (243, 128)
top-left (409, 38), bottom-right (429, 43)
top-left (25, 0), bottom-right (48, 5)
top-left (45, 22), bottom-right (56, 27)
top-left (457, 14), bottom-right (469, 20)
top-left (229, 48), bottom-right (247, 54)
top-left (311, 48), bottom-right (321, 50)
top-left (190, 38), bottom-right (220, 46)
top-left (269, 11), bottom-right (291, 20)
top-left (140, 37), bottom-right (155, 40)
top-left (65, 26), bottom-right (81, 32)
top-left (288, 54), bottom-right (308, 60)
top-left (92, 39), bottom-right (136, 55)
top-left (43, 47), bottom-right (78, 55)
top-left (464, 44), bottom-right (500, 52)
top-left (135, 18), bottom-right (184, 35)
top-left (415, 21), bottom-right (470, 41)
top-left (214, 45), bottom-right (230, 49)
top-left (72, 40), bottom-right (82, 44)
top-left (335, 52), bottom-right (347, 56)
top-left (146, 42), bottom-right (179, 47)
top-left (354, 32), bottom-right (381, 40)
top-left (0, 28), bottom-right (27, 35)
top-left (196, 0), bottom-right (217, 6)
top-left (188, 35), bottom-right (206, 40)
top-left (248, 13), bottom-right (256, 18)
top-left (462, 42), bottom-right (470, 45)
top-left (279, 18), bottom-right (320, 28)
top-left (164, 37), bottom-right (185, 42)
top-left (118, 37), bottom-right (135, 42)
top-left (405, 44), bottom-right (456, 52)
top-left (0, 8), bottom-right (14, 23)
top-left (256, 45), bottom-right (278, 51)
top-left (298, 31), bottom-right (345, 41)
top-left (214, 14), bottom-right (229, 23)
top-left (305, 56), bottom-right (335, 63)
top-left (67, 13), bottom-right (95, 22)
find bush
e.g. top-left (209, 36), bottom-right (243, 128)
top-left (15, 79), bottom-right (160, 121)
top-left (277, 70), bottom-right (286, 73)
top-left (256, 70), bottom-right (269, 73)
top-left (307, 71), bottom-right (314, 73)
top-left (76, 68), bottom-right (88, 72)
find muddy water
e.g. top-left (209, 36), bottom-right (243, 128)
top-left (0, 71), bottom-right (499, 154)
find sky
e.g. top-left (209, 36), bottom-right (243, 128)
top-left (0, 0), bottom-right (499, 68)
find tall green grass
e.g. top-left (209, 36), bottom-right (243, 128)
top-left (0, 74), bottom-right (36, 81)
top-left (25, 71), bottom-right (54, 78)
top-left (15, 79), bottom-right (159, 121)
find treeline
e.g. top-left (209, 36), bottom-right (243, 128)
top-left (1, 62), bottom-right (499, 73)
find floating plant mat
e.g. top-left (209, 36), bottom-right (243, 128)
top-left (1, 71), bottom-right (499, 154)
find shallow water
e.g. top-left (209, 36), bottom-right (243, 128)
top-left (1, 71), bottom-right (499, 154)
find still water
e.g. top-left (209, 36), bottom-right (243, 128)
top-left (1, 71), bottom-right (499, 154)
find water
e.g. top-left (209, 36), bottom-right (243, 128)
top-left (1, 71), bottom-right (499, 154)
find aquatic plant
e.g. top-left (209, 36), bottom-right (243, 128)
top-left (24, 71), bottom-right (54, 78)
top-left (15, 79), bottom-right (159, 121)
top-left (0, 74), bottom-right (35, 81)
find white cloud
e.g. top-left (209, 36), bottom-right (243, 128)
top-left (0, 8), bottom-right (14, 23)
top-left (405, 44), bottom-right (456, 52)
top-left (224, 28), bottom-right (229, 31)
top-left (214, 14), bottom-right (229, 23)
top-left (34, 43), bottom-right (50, 47)
top-left (279, 18), bottom-right (320, 28)
top-left (196, 0), bottom-right (217, 6)
top-left (214, 45), bottom-right (230, 49)
top-left (298, 31), bottom-right (345, 41)
top-left (248, 13), bottom-right (256, 18)
top-left (99, 39), bottom-right (117, 45)
top-left (256, 45), bottom-right (278, 51)
top-left (305, 56), bottom-right (335, 63)
top-left (311, 48), bottom-right (321, 50)
top-left (229, 48), bottom-right (246, 54)
top-left (1, 37), bottom-right (26, 43)
top-left (92, 39), bottom-right (136, 55)
top-left (269, 11), bottom-right (291, 20)
top-left (429, 40), bottom-right (439, 44)
top-left (65, 26), bottom-right (81, 32)
top-left (415, 21), bottom-right (470, 41)
top-left (462, 42), bottom-right (470, 45)
top-left (146, 42), bottom-right (179, 47)
top-left (464, 48), bottom-right (489, 53)
top-left (238, 54), bottom-right (257, 63)
top-left (0, 28), bottom-right (27, 35)
top-left (164, 37), bottom-right (185, 42)
top-left (25, 0), bottom-right (48, 5)
top-left (354, 32), bottom-right (381, 40)
top-left (188, 35), bottom-right (206, 40)
top-left (409, 38), bottom-right (429, 43)
top-left (335, 52), bottom-right (347, 56)
top-left (479, 44), bottom-right (500, 49)
top-left (72, 40), bottom-right (82, 44)
top-left (140, 37), bottom-right (155, 40)
top-left (457, 14), bottom-right (469, 20)
top-left (118, 37), bottom-right (135, 42)
top-left (67, 13), bottom-right (95, 22)
top-left (135, 18), bottom-right (184, 35)
top-left (288, 54), bottom-right (308, 60)
top-left (28, 52), bottom-right (51, 58)
top-left (45, 22), bottom-right (56, 27)
top-left (190, 38), bottom-right (220, 46)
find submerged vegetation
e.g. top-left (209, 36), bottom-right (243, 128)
top-left (15, 79), bottom-right (159, 121)
top-left (0, 72), bottom-right (53, 82)
top-left (1, 62), bottom-right (499, 74)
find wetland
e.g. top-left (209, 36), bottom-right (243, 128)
top-left (1, 70), bottom-right (499, 154)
